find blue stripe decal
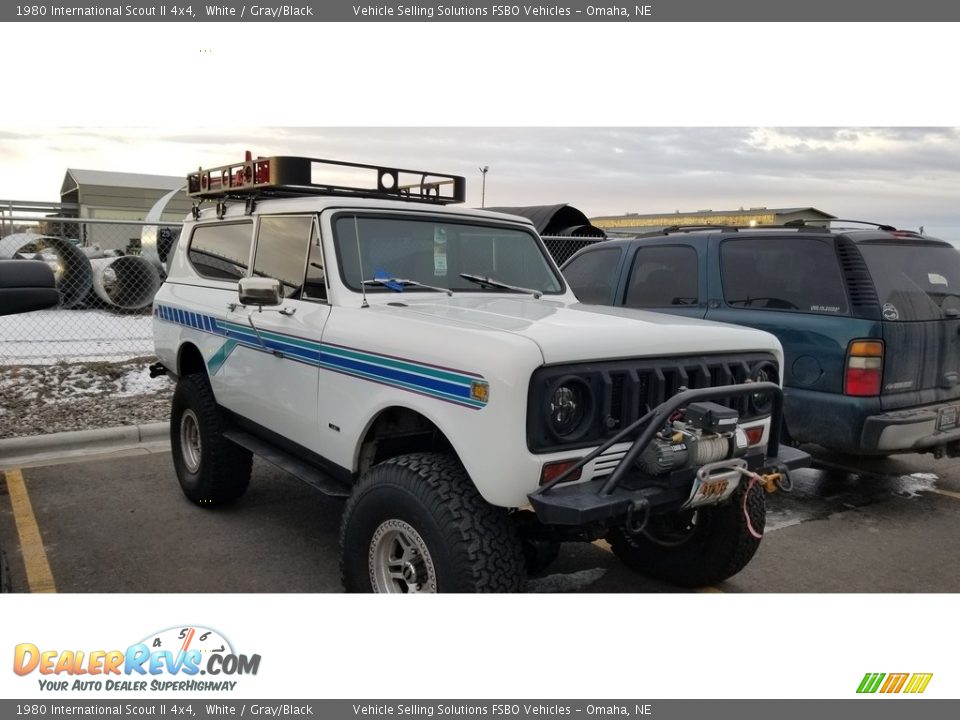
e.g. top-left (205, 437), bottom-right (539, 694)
top-left (155, 303), bottom-right (487, 409)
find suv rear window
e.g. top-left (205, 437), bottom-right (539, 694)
top-left (721, 236), bottom-right (848, 315)
top-left (858, 241), bottom-right (960, 321)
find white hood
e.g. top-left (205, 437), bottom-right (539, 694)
top-left (375, 296), bottom-right (783, 365)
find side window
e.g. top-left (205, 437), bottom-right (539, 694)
top-left (303, 221), bottom-right (327, 302)
top-left (624, 245), bottom-right (699, 307)
top-left (188, 222), bottom-right (253, 281)
top-left (720, 237), bottom-right (848, 314)
top-left (253, 216), bottom-right (313, 299)
top-left (563, 247), bottom-right (622, 305)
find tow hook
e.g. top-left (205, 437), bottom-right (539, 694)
top-left (756, 470), bottom-right (793, 493)
top-left (624, 498), bottom-right (650, 535)
top-left (148, 362), bottom-right (168, 378)
top-left (736, 467), bottom-right (793, 494)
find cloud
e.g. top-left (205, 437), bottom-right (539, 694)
top-left (1, 127), bottom-right (959, 237)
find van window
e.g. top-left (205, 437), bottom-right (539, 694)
top-left (721, 237), bottom-right (848, 314)
top-left (253, 216), bottom-right (313, 298)
top-left (625, 245), bottom-right (698, 307)
top-left (563, 247), bottom-right (622, 305)
top-left (188, 222), bottom-right (253, 282)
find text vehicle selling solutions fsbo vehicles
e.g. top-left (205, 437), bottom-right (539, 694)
top-left (151, 153), bottom-right (807, 592)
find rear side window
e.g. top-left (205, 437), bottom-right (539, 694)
top-left (624, 245), bottom-right (698, 307)
top-left (188, 222), bottom-right (253, 282)
top-left (253, 216), bottom-right (313, 299)
top-left (858, 242), bottom-right (960, 321)
top-left (563, 247), bottom-right (622, 305)
top-left (721, 237), bottom-right (848, 315)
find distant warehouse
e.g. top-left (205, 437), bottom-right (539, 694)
top-left (592, 207), bottom-right (836, 235)
top-left (60, 169), bottom-right (190, 251)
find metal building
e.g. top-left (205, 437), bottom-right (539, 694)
top-left (59, 169), bottom-right (191, 250)
top-left (591, 207), bottom-right (836, 235)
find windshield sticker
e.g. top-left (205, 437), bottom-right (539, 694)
top-left (882, 303), bottom-right (900, 321)
top-left (434, 227), bottom-right (448, 277)
top-left (810, 305), bottom-right (840, 313)
top-left (928, 273), bottom-right (949, 286)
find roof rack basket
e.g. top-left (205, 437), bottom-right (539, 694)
top-left (187, 152), bottom-right (466, 205)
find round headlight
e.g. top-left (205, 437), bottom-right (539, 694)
top-left (749, 362), bottom-right (778, 414)
top-left (546, 378), bottom-right (593, 440)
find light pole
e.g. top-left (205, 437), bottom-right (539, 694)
top-left (479, 165), bottom-right (489, 208)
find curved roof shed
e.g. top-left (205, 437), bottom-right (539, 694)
top-left (484, 204), bottom-right (606, 238)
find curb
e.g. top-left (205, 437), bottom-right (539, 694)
top-left (0, 423), bottom-right (169, 468)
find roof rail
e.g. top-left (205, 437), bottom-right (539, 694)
top-left (658, 224), bottom-right (740, 234)
top-left (830, 219), bottom-right (898, 232)
top-left (636, 223), bottom-right (830, 237)
top-left (187, 152), bottom-right (466, 205)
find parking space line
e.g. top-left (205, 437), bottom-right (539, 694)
top-left (932, 488), bottom-right (960, 501)
top-left (4, 469), bottom-right (56, 593)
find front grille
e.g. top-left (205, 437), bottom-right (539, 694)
top-left (527, 352), bottom-right (776, 453)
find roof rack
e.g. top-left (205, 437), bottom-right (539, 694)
top-left (187, 152), bottom-right (466, 205)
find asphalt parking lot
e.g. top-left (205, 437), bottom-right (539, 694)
top-left (1, 446), bottom-right (959, 593)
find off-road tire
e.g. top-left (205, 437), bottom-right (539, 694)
top-left (340, 453), bottom-right (526, 593)
top-left (607, 480), bottom-right (765, 588)
top-left (170, 373), bottom-right (252, 507)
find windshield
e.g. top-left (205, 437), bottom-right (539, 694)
top-left (858, 242), bottom-right (960, 321)
top-left (333, 214), bottom-right (564, 295)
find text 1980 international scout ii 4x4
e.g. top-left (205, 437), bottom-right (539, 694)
top-left (151, 153), bottom-right (807, 592)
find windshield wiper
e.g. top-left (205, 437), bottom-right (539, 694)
top-left (362, 277), bottom-right (453, 296)
top-left (459, 273), bottom-right (542, 299)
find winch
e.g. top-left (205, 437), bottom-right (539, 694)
top-left (637, 400), bottom-right (752, 509)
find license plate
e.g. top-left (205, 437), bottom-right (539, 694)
top-left (937, 405), bottom-right (960, 432)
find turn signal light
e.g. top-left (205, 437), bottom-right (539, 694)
top-left (845, 340), bottom-right (883, 396)
top-left (540, 459), bottom-right (582, 486)
top-left (744, 426), bottom-right (765, 446)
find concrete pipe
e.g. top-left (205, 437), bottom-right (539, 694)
top-left (88, 255), bottom-right (162, 311)
top-left (0, 233), bottom-right (93, 309)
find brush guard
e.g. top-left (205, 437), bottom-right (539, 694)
top-left (527, 383), bottom-right (809, 526)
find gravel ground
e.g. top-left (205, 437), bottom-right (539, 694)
top-left (0, 358), bottom-right (172, 439)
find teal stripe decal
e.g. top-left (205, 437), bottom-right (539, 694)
top-left (157, 304), bottom-right (487, 409)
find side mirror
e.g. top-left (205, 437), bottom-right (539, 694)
top-left (0, 260), bottom-right (60, 316)
top-left (238, 277), bottom-right (282, 307)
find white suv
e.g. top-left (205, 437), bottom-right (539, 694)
top-left (152, 154), bottom-right (806, 592)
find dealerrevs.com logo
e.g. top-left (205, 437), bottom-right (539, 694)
top-left (13, 626), bottom-right (261, 693)
top-left (857, 672), bottom-right (933, 694)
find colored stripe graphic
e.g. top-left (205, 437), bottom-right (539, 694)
top-left (156, 304), bottom-right (487, 409)
top-left (880, 673), bottom-right (908, 693)
top-left (857, 672), bottom-right (932, 694)
top-left (903, 674), bottom-right (933, 694)
top-left (857, 673), bottom-right (885, 694)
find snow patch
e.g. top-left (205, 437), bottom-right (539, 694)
top-left (897, 473), bottom-right (940, 497)
top-left (528, 568), bottom-right (607, 593)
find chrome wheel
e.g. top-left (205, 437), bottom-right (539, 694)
top-left (180, 409), bottom-right (202, 473)
top-left (368, 519), bottom-right (437, 593)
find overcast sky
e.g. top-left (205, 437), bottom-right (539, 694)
top-left (3, 127), bottom-right (959, 239)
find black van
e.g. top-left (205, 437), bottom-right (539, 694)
top-left (562, 223), bottom-right (960, 457)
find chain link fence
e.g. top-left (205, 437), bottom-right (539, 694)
top-left (542, 235), bottom-right (605, 266)
top-left (0, 215), bottom-right (182, 438)
top-left (0, 217), bottom-right (181, 366)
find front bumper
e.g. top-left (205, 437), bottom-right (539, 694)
top-left (528, 383), bottom-right (810, 527)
